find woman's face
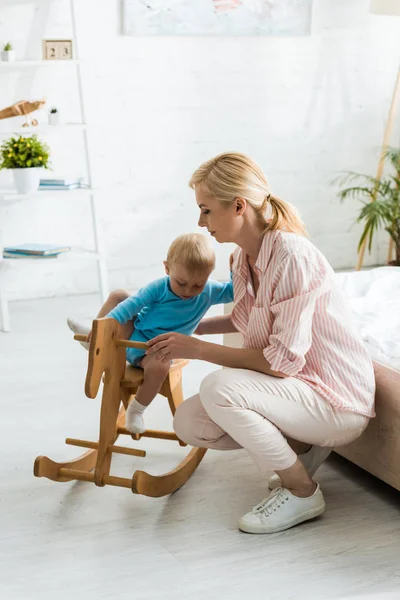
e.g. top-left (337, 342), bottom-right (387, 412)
top-left (196, 185), bottom-right (242, 244)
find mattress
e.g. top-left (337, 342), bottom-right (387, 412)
top-left (335, 267), bottom-right (400, 370)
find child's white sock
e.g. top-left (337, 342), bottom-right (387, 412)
top-left (67, 318), bottom-right (90, 350)
top-left (126, 398), bottom-right (146, 434)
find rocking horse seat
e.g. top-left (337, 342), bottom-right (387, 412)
top-left (121, 359), bottom-right (189, 388)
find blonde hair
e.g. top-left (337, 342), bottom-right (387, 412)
top-left (166, 233), bottom-right (215, 273)
top-left (189, 152), bottom-right (307, 236)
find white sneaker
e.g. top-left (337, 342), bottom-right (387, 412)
top-left (268, 446), bottom-right (332, 490)
top-left (238, 484), bottom-right (325, 534)
top-left (125, 402), bottom-right (146, 434)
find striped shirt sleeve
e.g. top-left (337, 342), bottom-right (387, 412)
top-left (262, 253), bottom-right (330, 376)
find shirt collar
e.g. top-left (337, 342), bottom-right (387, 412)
top-left (234, 230), bottom-right (278, 277)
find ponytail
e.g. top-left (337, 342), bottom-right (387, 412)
top-left (263, 194), bottom-right (308, 237)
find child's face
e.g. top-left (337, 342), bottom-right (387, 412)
top-left (164, 262), bottom-right (212, 300)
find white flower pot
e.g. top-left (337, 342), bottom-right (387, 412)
top-left (1, 50), bottom-right (15, 62)
top-left (48, 112), bottom-right (59, 126)
top-left (12, 168), bottom-right (42, 195)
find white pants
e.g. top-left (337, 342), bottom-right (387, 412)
top-left (174, 369), bottom-right (369, 473)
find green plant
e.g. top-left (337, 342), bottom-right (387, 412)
top-left (3, 42), bottom-right (12, 51)
top-left (0, 135), bottom-right (51, 170)
top-left (335, 147), bottom-right (400, 266)
top-left (49, 107), bottom-right (58, 113)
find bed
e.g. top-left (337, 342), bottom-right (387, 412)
top-left (334, 267), bottom-right (400, 492)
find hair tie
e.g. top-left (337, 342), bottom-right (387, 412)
top-left (260, 194), bottom-right (271, 211)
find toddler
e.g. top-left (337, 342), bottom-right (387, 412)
top-left (68, 233), bottom-right (233, 434)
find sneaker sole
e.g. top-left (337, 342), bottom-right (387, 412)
top-left (238, 503), bottom-right (326, 534)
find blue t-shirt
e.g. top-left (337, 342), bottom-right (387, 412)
top-left (107, 276), bottom-right (233, 364)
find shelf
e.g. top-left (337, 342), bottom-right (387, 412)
top-left (0, 60), bottom-right (80, 68)
top-left (0, 124), bottom-right (87, 135)
top-left (0, 187), bottom-right (93, 207)
top-left (1, 248), bottom-right (102, 263)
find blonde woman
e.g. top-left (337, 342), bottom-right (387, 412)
top-left (146, 152), bottom-right (375, 534)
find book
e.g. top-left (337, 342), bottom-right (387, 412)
top-left (3, 251), bottom-right (59, 259)
top-left (39, 177), bottom-right (82, 186)
top-left (39, 183), bottom-right (80, 191)
top-left (4, 243), bottom-right (71, 256)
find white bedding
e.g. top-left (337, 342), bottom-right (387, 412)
top-left (335, 267), bottom-right (400, 370)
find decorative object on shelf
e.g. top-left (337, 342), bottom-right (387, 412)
top-left (39, 176), bottom-right (83, 190)
top-left (122, 0), bottom-right (313, 36)
top-left (48, 107), bottom-right (59, 126)
top-left (3, 243), bottom-right (71, 259)
top-left (1, 42), bottom-right (15, 62)
top-left (0, 100), bottom-right (46, 129)
top-left (42, 39), bottom-right (73, 60)
top-left (335, 147), bottom-right (400, 267)
top-left (0, 134), bottom-right (51, 194)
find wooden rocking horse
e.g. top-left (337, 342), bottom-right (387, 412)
top-left (34, 318), bottom-right (207, 497)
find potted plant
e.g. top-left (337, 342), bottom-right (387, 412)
top-left (0, 135), bottom-right (51, 194)
top-left (48, 107), bottom-right (59, 126)
top-left (336, 147), bottom-right (400, 266)
top-left (1, 42), bottom-right (15, 62)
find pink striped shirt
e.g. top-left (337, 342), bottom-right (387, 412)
top-left (231, 230), bottom-right (375, 418)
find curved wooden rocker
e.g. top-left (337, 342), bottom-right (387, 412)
top-left (34, 318), bottom-right (207, 497)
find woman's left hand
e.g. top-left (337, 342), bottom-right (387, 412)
top-left (146, 332), bottom-right (202, 363)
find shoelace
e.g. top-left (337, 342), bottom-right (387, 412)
top-left (252, 488), bottom-right (290, 518)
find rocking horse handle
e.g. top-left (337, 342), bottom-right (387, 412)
top-left (74, 334), bottom-right (148, 350)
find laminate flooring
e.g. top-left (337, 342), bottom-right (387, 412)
top-left (1, 294), bottom-right (399, 600)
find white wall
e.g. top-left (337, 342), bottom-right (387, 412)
top-left (0, 0), bottom-right (399, 301)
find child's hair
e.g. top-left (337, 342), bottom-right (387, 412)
top-left (166, 233), bottom-right (215, 273)
top-left (189, 152), bottom-right (307, 236)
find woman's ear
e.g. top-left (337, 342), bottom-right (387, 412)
top-left (163, 260), bottom-right (170, 275)
top-left (234, 197), bottom-right (246, 215)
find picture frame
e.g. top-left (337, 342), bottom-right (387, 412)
top-left (42, 39), bottom-right (73, 61)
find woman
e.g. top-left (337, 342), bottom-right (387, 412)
top-left (146, 152), bottom-right (375, 534)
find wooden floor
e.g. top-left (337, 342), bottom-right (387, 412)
top-left (1, 294), bottom-right (400, 600)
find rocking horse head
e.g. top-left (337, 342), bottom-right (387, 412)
top-left (84, 318), bottom-right (121, 398)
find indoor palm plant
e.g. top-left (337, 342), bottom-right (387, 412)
top-left (336, 147), bottom-right (400, 266)
top-left (0, 134), bottom-right (50, 194)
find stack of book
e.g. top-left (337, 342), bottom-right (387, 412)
top-left (39, 177), bottom-right (85, 191)
top-left (3, 243), bottom-right (71, 259)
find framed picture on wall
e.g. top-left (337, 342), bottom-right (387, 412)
top-left (42, 39), bottom-right (73, 60)
top-left (122, 0), bottom-right (313, 36)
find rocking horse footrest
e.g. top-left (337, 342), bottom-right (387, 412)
top-left (117, 427), bottom-right (184, 444)
top-left (65, 438), bottom-right (146, 457)
top-left (59, 468), bottom-right (133, 489)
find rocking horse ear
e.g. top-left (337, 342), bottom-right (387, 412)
top-left (85, 318), bottom-right (118, 398)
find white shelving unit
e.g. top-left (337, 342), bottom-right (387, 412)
top-left (0, 60), bottom-right (80, 68)
top-left (0, 123), bottom-right (87, 134)
top-left (0, 0), bottom-right (108, 332)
